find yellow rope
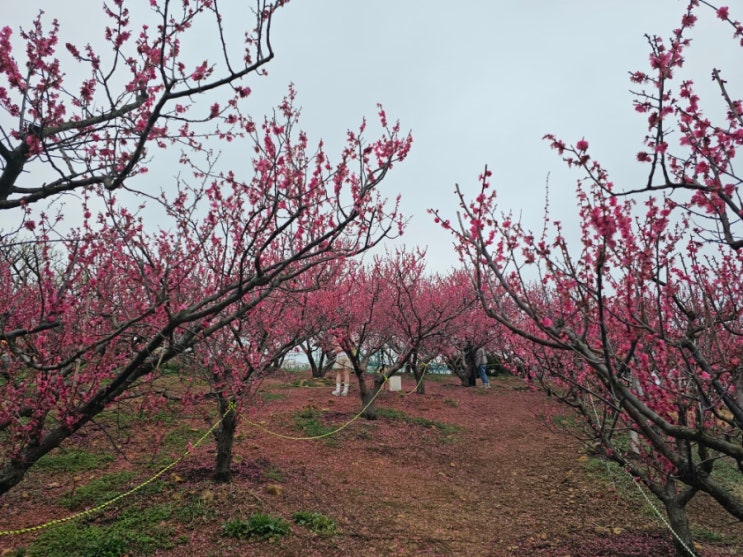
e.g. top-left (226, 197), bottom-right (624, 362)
top-left (0, 402), bottom-right (235, 538)
top-left (400, 366), bottom-right (428, 396)
top-left (1, 370), bottom-right (423, 537)
top-left (243, 374), bottom-right (391, 440)
top-left (586, 395), bottom-right (696, 557)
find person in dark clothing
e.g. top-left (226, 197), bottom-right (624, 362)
top-left (474, 346), bottom-right (491, 388)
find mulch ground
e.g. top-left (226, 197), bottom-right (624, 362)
top-left (1, 372), bottom-right (741, 556)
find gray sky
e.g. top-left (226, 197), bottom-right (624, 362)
top-left (255, 1), bottom-right (735, 272)
top-left (4, 1), bottom-right (737, 272)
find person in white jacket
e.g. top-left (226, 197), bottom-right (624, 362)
top-left (331, 343), bottom-right (352, 396)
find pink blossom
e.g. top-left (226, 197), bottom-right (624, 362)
top-left (576, 139), bottom-right (589, 151)
top-left (717, 6), bottom-right (729, 19)
top-left (191, 61), bottom-right (208, 81)
top-left (65, 42), bottom-right (80, 58)
top-left (637, 151), bottom-right (652, 162)
top-left (235, 86), bottom-right (251, 98)
top-left (80, 79), bottom-right (95, 102)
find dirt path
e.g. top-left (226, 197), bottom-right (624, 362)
top-left (1, 373), bottom-right (741, 556)
top-left (204, 373), bottom-right (741, 556)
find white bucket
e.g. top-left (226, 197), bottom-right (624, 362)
top-left (388, 375), bottom-right (402, 391)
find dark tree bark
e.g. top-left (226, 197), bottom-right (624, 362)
top-left (658, 482), bottom-right (698, 557)
top-left (407, 362), bottom-right (426, 395)
top-left (213, 393), bottom-right (237, 483)
top-left (304, 344), bottom-right (333, 378)
top-left (356, 371), bottom-right (385, 420)
top-left (443, 354), bottom-right (470, 387)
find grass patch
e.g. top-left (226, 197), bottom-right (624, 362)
top-left (263, 465), bottom-right (284, 482)
top-left (59, 471), bottom-right (165, 511)
top-left (59, 471), bottom-right (136, 511)
top-left (548, 412), bottom-right (580, 430)
top-left (287, 377), bottom-right (329, 388)
top-left (708, 456), bottom-right (743, 500)
top-left (291, 511), bottom-right (337, 535)
top-left (222, 513), bottom-right (290, 541)
top-left (27, 504), bottom-right (178, 557)
top-left (260, 391), bottom-right (287, 402)
top-left (376, 407), bottom-right (461, 443)
top-left (292, 406), bottom-right (339, 446)
top-left (146, 406), bottom-right (182, 427)
top-left (582, 457), bottom-right (650, 510)
top-left (35, 448), bottom-right (114, 473)
top-left (163, 424), bottom-right (204, 450)
top-left (171, 490), bottom-right (220, 525)
top-left (93, 403), bottom-right (139, 432)
top-left (692, 527), bottom-right (727, 543)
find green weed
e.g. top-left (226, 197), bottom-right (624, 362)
top-left (263, 465), bottom-right (284, 482)
top-left (59, 472), bottom-right (165, 511)
top-left (291, 511), bottom-right (337, 535)
top-left (222, 513), bottom-right (290, 541)
top-left (35, 448), bottom-right (114, 473)
top-left (292, 406), bottom-right (338, 445)
top-left (59, 471), bottom-right (135, 511)
top-left (260, 391), bottom-right (287, 402)
top-left (692, 527), bottom-right (726, 543)
top-left (171, 491), bottom-right (219, 525)
top-left (287, 377), bottom-right (328, 388)
top-left (28, 504), bottom-right (177, 557)
top-left (376, 407), bottom-right (461, 442)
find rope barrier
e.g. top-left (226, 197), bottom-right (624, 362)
top-left (586, 395), bottom-right (697, 557)
top-left (0, 401), bottom-right (235, 538)
top-left (243, 374), bottom-right (392, 440)
top-left (1, 370), bottom-right (423, 538)
top-left (627, 473), bottom-right (697, 557)
top-left (400, 366), bottom-right (428, 396)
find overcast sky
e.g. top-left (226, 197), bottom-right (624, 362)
top-left (5, 1), bottom-right (737, 273)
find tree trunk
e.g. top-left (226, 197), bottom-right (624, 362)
top-left (213, 394), bottom-right (237, 483)
top-left (0, 456), bottom-right (35, 496)
top-left (359, 374), bottom-right (385, 420)
top-left (666, 501), bottom-right (697, 557)
top-left (0, 414), bottom-right (85, 495)
top-left (660, 487), bottom-right (698, 557)
top-left (303, 345), bottom-right (327, 378)
top-left (463, 345), bottom-right (477, 387)
top-left (310, 363), bottom-right (324, 378)
top-left (443, 355), bottom-right (470, 386)
top-left (411, 364), bottom-right (426, 395)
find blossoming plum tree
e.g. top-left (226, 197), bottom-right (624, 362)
top-left (0, 0), bottom-right (411, 495)
top-left (321, 250), bottom-right (478, 417)
top-left (191, 261), bottom-right (357, 482)
top-left (436, 2), bottom-right (742, 554)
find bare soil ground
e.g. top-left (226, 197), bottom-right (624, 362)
top-left (1, 372), bottom-right (741, 556)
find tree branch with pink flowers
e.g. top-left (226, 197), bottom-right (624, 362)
top-left (437, 2), bottom-right (743, 555)
top-left (0, 1), bottom-right (411, 495)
